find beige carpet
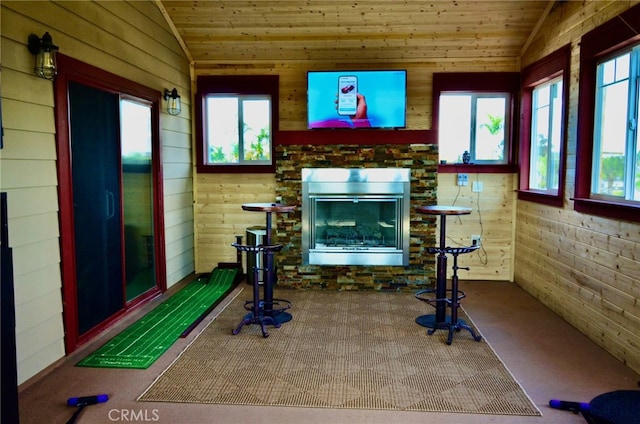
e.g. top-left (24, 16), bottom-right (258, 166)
top-left (138, 289), bottom-right (541, 416)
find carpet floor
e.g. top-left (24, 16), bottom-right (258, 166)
top-left (138, 289), bottom-right (541, 416)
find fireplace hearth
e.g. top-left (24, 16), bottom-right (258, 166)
top-left (302, 168), bottom-right (410, 266)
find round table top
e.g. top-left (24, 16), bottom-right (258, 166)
top-left (241, 202), bottom-right (297, 213)
top-left (417, 205), bottom-right (472, 215)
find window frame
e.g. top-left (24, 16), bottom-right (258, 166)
top-left (518, 45), bottom-right (570, 207)
top-left (433, 72), bottom-right (520, 174)
top-left (195, 75), bottom-right (279, 174)
top-left (575, 5), bottom-right (640, 222)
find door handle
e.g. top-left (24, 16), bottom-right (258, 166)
top-left (105, 190), bottom-right (115, 219)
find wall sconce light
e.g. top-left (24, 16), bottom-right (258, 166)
top-left (163, 88), bottom-right (181, 116)
top-left (27, 32), bottom-right (59, 80)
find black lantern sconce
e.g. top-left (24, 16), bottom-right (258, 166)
top-left (27, 32), bottom-right (59, 80)
top-left (163, 88), bottom-right (181, 116)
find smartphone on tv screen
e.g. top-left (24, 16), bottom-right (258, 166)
top-left (337, 75), bottom-right (358, 116)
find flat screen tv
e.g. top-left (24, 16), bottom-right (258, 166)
top-left (307, 70), bottom-right (407, 129)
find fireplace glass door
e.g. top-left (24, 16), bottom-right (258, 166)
top-left (312, 196), bottom-right (400, 249)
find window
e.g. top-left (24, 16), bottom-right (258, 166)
top-left (196, 75), bottom-right (278, 173)
top-left (205, 95), bottom-right (271, 165)
top-left (530, 79), bottom-right (563, 190)
top-left (433, 73), bottom-right (519, 173)
top-left (439, 93), bottom-right (509, 164)
top-left (518, 45), bottom-right (570, 206)
top-left (592, 50), bottom-right (637, 200)
top-left (575, 5), bottom-right (640, 222)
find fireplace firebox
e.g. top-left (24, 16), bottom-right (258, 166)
top-left (302, 168), bottom-right (410, 266)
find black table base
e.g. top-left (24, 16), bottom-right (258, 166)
top-left (233, 299), bottom-right (292, 338)
top-left (231, 243), bottom-right (291, 337)
top-left (415, 314), bottom-right (481, 345)
top-left (233, 312), bottom-right (280, 338)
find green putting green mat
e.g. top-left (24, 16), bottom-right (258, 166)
top-left (77, 267), bottom-right (239, 369)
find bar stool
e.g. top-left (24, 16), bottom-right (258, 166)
top-left (231, 243), bottom-right (291, 338)
top-left (415, 245), bottom-right (482, 344)
top-left (241, 202), bottom-right (296, 325)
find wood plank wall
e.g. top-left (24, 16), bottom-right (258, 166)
top-left (437, 173), bottom-right (517, 281)
top-left (195, 173), bottom-right (278, 271)
top-left (0, 0), bottom-right (192, 384)
top-left (517, 1), bottom-right (640, 374)
top-left (194, 58), bottom-right (519, 279)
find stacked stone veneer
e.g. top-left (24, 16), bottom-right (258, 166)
top-left (274, 143), bottom-right (438, 291)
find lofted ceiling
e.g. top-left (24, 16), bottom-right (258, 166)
top-left (158, 0), bottom-right (555, 64)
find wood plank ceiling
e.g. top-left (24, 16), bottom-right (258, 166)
top-left (158, 0), bottom-right (554, 64)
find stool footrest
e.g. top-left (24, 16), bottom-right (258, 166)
top-left (232, 243), bottom-right (283, 253)
top-left (415, 289), bottom-right (466, 308)
top-left (242, 298), bottom-right (292, 314)
top-left (426, 245), bottom-right (479, 255)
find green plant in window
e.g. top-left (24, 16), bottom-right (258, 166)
top-left (232, 144), bottom-right (239, 162)
top-left (481, 113), bottom-right (504, 159)
top-left (244, 127), bottom-right (270, 161)
top-left (209, 146), bottom-right (227, 163)
top-left (481, 114), bottom-right (504, 135)
top-left (209, 144), bottom-right (240, 163)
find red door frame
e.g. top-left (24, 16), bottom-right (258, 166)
top-left (54, 54), bottom-right (167, 353)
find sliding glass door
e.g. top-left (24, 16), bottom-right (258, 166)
top-left (56, 54), bottom-right (165, 351)
top-left (69, 86), bottom-right (160, 336)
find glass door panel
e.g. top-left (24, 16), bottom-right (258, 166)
top-left (120, 99), bottom-right (156, 301)
top-left (69, 82), bottom-right (124, 334)
top-left (313, 198), bottom-right (400, 249)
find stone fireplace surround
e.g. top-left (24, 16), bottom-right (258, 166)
top-left (273, 131), bottom-right (438, 291)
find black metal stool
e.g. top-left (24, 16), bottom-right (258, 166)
top-left (231, 243), bottom-right (291, 338)
top-left (415, 245), bottom-right (482, 345)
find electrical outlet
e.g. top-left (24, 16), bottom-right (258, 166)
top-left (472, 181), bottom-right (483, 192)
top-left (471, 235), bottom-right (481, 246)
top-left (457, 174), bottom-right (469, 186)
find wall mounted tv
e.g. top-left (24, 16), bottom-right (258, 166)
top-left (307, 70), bottom-right (407, 129)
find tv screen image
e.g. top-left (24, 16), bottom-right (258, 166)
top-left (307, 70), bottom-right (407, 129)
